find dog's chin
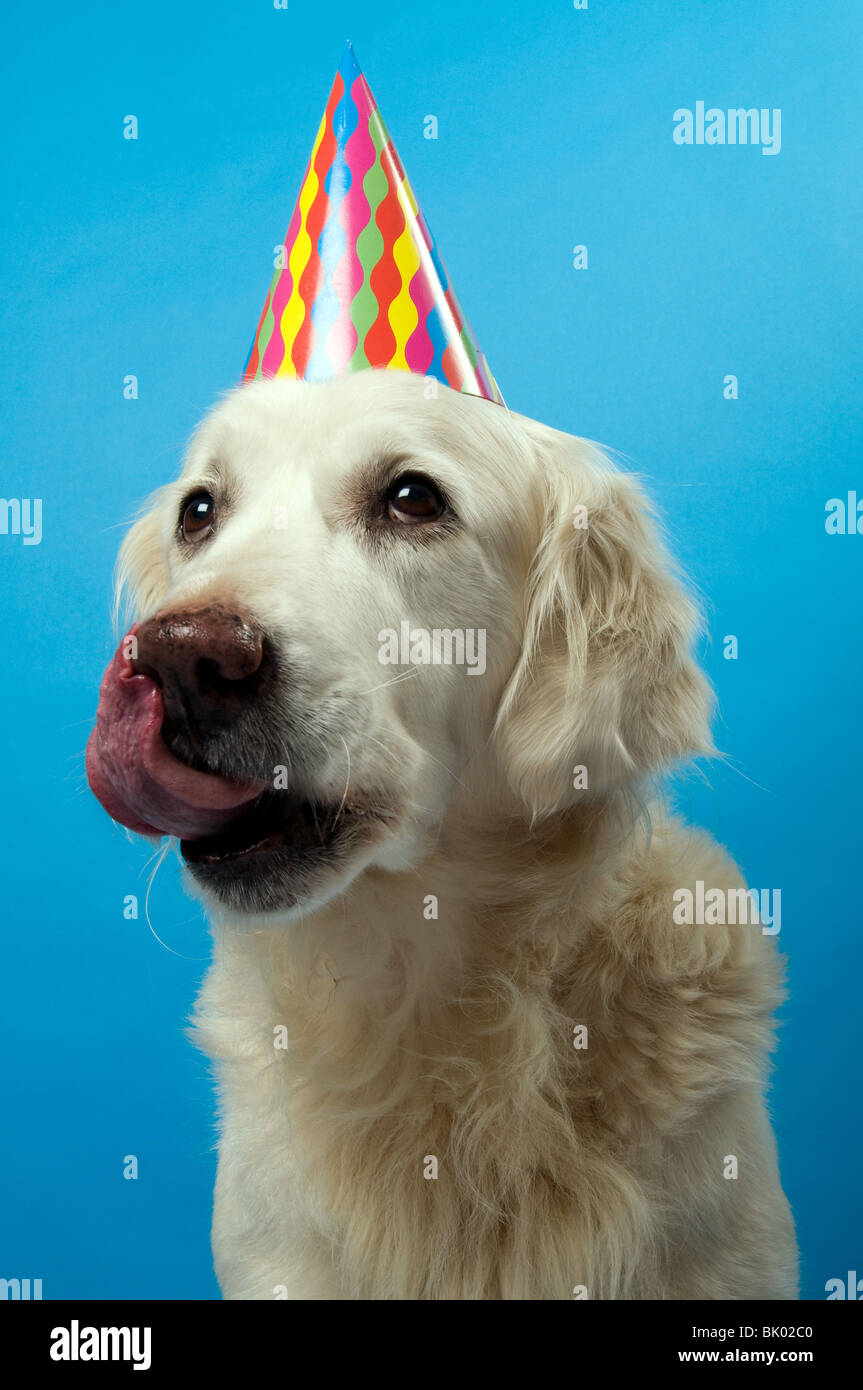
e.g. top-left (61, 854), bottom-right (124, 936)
top-left (180, 788), bottom-right (384, 915)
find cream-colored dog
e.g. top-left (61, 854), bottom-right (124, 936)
top-left (87, 370), bottom-right (797, 1299)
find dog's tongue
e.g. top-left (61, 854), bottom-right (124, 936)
top-left (86, 627), bottom-right (265, 840)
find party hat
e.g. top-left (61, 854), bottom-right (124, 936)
top-left (243, 42), bottom-right (503, 404)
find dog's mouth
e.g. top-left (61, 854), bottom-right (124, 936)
top-left (180, 787), bottom-right (370, 867)
top-left (143, 764), bottom-right (379, 909)
top-left (178, 785), bottom-right (380, 911)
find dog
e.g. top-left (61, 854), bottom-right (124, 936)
top-left (87, 369), bottom-right (798, 1299)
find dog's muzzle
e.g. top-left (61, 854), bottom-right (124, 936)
top-left (86, 606), bottom-right (270, 840)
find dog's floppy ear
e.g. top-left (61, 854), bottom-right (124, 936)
top-left (113, 492), bottom-right (171, 628)
top-left (494, 424), bottom-right (713, 817)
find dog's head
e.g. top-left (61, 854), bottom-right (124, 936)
top-left (87, 372), bottom-right (711, 917)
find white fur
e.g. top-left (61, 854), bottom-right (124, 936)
top-left (118, 371), bottom-right (797, 1299)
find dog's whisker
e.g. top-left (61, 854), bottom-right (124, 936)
top-left (334, 737), bottom-right (352, 824)
top-left (356, 667), bottom-right (422, 696)
top-left (711, 752), bottom-right (771, 794)
top-left (362, 733), bottom-right (397, 758)
top-left (142, 841), bottom-right (208, 960)
top-left (417, 745), bottom-right (471, 794)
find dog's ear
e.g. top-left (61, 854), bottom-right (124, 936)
top-left (114, 493), bottom-right (171, 628)
top-left (494, 424), bottom-right (713, 817)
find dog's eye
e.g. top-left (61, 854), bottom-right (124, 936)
top-left (385, 475), bottom-right (446, 525)
top-left (179, 490), bottom-right (216, 544)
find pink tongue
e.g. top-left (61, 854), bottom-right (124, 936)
top-left (86, 627), bottom-right (266, 840)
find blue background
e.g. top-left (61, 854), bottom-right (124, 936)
top-left (1, 0), bottom-right (859, 1300)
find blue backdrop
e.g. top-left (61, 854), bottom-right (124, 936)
top-left (1, 0), bottom-right (859, 1300)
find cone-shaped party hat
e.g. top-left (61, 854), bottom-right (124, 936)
top-left (243, 42), bottom-right (503, 403)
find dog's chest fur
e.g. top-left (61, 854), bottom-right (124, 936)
top-left (192, 817), bottom-right (797, 1300)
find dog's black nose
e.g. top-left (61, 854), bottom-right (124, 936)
top-left (133, 606), bottom-right (265, 748)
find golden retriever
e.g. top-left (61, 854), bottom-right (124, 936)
top-left (87, 370), bottom-right (798, 1299)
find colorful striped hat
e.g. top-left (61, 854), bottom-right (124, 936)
top-left (243, 42), bottom-right (503, 404)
